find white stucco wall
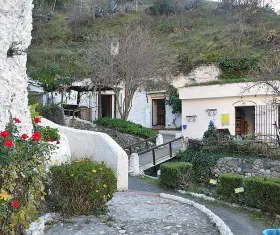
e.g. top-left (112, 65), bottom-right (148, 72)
top-left (0, 0), bottom-right (33, 132)
top-left (127, 90), bottom-right (181, 128)
top-left (180, 83), bottom-right (277, 139)
top-left (128, 90), bottom-right (150, 127)
top-left (41, 118), bottom-right (128, 191)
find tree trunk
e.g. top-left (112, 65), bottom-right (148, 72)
top-left (60, 89), bottom-right (65, 109)
top-left (50, 0), bottom-right (57, 14)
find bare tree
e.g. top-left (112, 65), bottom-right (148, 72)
top-left (88, 27), bottom-right (174, 120)
top-left (219, 0), bottom-right (263, 25)
top-left (243, 53), bottom-right (280, 97)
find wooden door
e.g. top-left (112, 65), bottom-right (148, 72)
top-left (101, 95), bottom-right (112, 118)
top-left (235, 108), bottom-right (245, 136)
top-left (157, 99), bottom-right (165, 126)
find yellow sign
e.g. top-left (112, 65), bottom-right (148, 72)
top-left (234, 187), bottom-right (244, 193)
top-left (209, 179), bottom-right (217, 185)
top-left (221, 113), bottom-right (230, 126)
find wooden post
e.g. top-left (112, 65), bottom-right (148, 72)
top-left (152, 148), bottom-right (156, 165)
top-left (169, 142), bottom-right (172, 158)
top-left (98, 87), bottom-right (102, 118)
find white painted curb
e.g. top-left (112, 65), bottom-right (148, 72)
top-left (25, 213), bottom-right (55, 235)
top-left (177, 189), bottom-right (216, 202)
top-left (160, 193), bottom-right (234, 235)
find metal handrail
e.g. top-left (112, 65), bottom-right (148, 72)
top-left (138, 136), bottom-right (183, 155)
top-left (138, 136), bottom-right (183, 166)
top-left (123, 134), bottom-right (158, 155)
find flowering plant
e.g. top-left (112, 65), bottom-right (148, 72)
top-left (0, 116), bottom-right (57, 234)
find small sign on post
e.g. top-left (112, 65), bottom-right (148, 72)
top-left (234, 187), bottom-right (244, 193)
top-left (209, 179), bottom-right (217, 185)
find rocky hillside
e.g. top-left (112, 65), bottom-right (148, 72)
top-left (28, 1), bottom-right (280, 82)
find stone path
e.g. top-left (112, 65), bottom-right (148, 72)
top-left (45, 191), bottom-right (220, 235)
top-left (128, 177), bottom-right (269, 235)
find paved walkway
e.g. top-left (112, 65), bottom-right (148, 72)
top-left (128, 177), bottom-right (269, 235)
top-left (45, 191), bottom-right (220, 235)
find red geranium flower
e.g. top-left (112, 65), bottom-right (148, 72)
top-left (21, 134), bottom-right (29, 140)
top-left (46, 137), bottom-right (51, 142)
top-left (32, 132), bottom-right (41, 142)
top-left (33, 117), bottom-right (41, 123)
top-left (13, 118), bottom-right (21, 123)
top-left (56, 140), bottom-right (60, 144)
top-left (5, 139), bottom-right (14, 148)
top-left (13, 200), bottom-right (20, 209)
top-left (0, 130), bottom-right (9, 138)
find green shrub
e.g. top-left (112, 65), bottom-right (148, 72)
top-left (176, 148), bottom-right (222, 184)
top-left (38, 126), bottom-right (60, 142)
top-left (49, 159), bottom-right (117, 216)
top-left (245, 177), bottom-right (280, 214)
top-left (160, 162), bottom-right (192, 189)
top-left (217, 174), bottom-right (244, 203)
top-left (218, 57), bottom-right (259, 80)
top-left (36, 104), bottom-right (65, 125)
top-left (149, 0), bottom-right (174, 15)
top-left (94, 118), bottom-right (157, 139)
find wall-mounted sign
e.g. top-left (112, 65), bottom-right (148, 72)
top-left (221, 113), bottom-right (230, 126)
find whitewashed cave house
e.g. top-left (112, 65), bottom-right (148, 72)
top-left (179, 71), bottom-right (280, 147)
top-left (29, 64), bottom-right (223, 130)
top-left (56, 79), bottom-right (182, 129)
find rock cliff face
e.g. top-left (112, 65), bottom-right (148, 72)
top-left (0, 0), bottom-right (33, 133)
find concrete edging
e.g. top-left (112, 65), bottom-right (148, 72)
top-left (160, 193), bottom-right (234, 235)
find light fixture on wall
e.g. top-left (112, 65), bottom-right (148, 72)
top-left (186, 115), bottom-right (197, 122)
top-left (205, 109), bottom-right (217, 116)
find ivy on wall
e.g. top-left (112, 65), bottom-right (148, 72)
top-left (165, 85), bottom-right (181, 114)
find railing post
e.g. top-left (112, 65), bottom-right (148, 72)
top-left (129, 146), bottom-right (132, 155)
top-left (169, 142), bottom-right (172, 158)
top-left (156, 134), bottom-right (163, 146)
top-left (152, 148), bottom-right (156, 165)
top-left (128, 153), bottom-right (140, 176)
top-left (145, 141), bottom-right (149, 150)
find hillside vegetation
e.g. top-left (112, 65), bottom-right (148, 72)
top-left (28, 1), bottom-right (280, 81)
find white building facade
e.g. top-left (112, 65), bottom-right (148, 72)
top-left (44, 87), bottom-right (182, 129)
top-left (180, 82), bottom-right (279, 142)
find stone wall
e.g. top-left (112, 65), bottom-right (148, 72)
top-left (41, 118), bottom-right (128, 191)
top-left (0, 0), bottom-right (33, 133)
top-left (214, 157), bottom-right (280, 178)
